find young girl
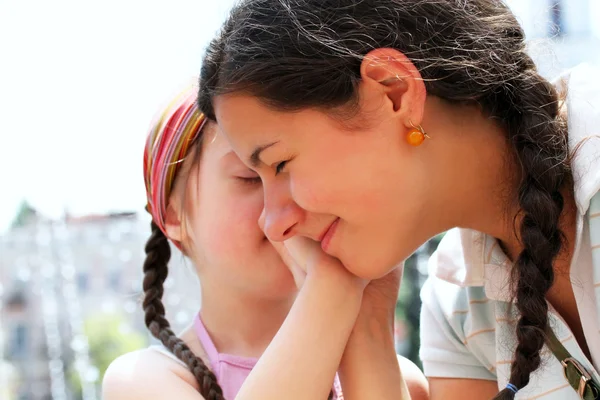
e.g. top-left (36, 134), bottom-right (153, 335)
top-left (101, 84), bottom-right (427, 399)
top-left (197, 0), bottom-right (600, 399)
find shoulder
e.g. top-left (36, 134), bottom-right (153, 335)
top-left (420, 231), bottom-right (500, 376)
top-left (420, 272), bottom-right (495, 344)
top-left (562, 63), bottom-right (600, 157)
top-left (397, 355), bottom-right (429, 400)
top-left (426, 228), bottom-right (486, 287)
top-left (421, 229), bottom-right (491, 316)
top-left (563, 64), bottom-right (600, 221)
top-left (102, 347), bottom-right (203, 400)
top-left (421, 229), bottom-right (498, 336)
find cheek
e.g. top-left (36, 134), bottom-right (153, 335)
top-left (291, 153), bottom-right (400, 218)
top-left (289, 147), bottom-right (363, 213)
top-left (289, 173), bottom-right (330, 212)
top-left (198, 197), bottom-right (264, 261)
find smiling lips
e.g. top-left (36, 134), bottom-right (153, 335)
top-left (319, 218), bottom-right (340, 252)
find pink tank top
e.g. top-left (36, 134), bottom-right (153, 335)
top-left (194, 314), bottom-right (343, 399)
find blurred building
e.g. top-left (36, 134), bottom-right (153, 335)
top-left (0, 209), bottom-right (199, 400)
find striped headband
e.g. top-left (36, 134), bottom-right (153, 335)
top-left (143, 84), bottom-right (207, 240)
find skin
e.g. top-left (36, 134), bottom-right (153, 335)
top-left (102, 123), bottom-right (429, 399)
top-left (213, 48), bottom-right (584, 399)
top-left (167, 124), bottom-right (298, 356)
top-left (214, 48), bottom-right (523, 281)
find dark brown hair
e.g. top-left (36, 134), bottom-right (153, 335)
top-left (198, 1), bottom-right (570, 397)
top-left (142, 133), bottom-right (226, 399)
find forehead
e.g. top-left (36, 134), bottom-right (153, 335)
top-left (201, 123), bottom-right (231, 155)
top-left (214, 94), bottom-right (284, 135)
top-left (201, 123), bottom-right (255, 173)
top-left (213, 94), bottom-right (329, 153)
top-left (212, 95), bottom-right (285, 161)
top-left (214, 93), bottom-right (357, 141)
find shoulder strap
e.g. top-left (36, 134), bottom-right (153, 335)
top-left (546, 328), bottom-right (600, 399)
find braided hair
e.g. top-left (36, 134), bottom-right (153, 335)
top-left (143, 220), bottom-right (225, 399)
top-left (143, 87), bottom-right (225, 399)
top-left (198, 1), bottom-right (571, 397)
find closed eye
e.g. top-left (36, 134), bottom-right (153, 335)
top-left (275, 160), bottom-right (289, 175)
top-left (236, 176), bottom-right (262, 185)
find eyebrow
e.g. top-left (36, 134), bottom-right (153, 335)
top-left (249, 141), bottom-right (279, 168)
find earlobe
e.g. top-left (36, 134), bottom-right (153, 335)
top-left (164, 202), bottom-right (183, 243)
top-left (360, 48), bottom-right (426, 125)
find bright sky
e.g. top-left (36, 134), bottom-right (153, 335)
top-left (0, 0), bottom-right (238, 232)
top-left (0, 0), bottom-right (598, 233)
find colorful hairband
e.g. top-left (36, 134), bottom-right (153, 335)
top-left (143, 84), bottom-right (207, 243)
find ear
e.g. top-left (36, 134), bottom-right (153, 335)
top-left (359, 48), bottom-right (426, 127)
top-left (164, 199), bottom-right (184, 243)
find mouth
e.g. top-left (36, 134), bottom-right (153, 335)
top-left (319, 218), bottom-right (340, 252)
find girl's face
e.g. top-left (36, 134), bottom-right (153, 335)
top-left (170, 123), bottom-right (296, 299)
top-left (213, 94), bottom-right (434, 279)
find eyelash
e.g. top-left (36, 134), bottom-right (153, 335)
top-left (237, 176), bottom-right (262, 185)
top-left (275, 160), bottom-right (289, 175)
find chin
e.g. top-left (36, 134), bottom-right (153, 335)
top-left (342, 254), bottom-right (399, 280)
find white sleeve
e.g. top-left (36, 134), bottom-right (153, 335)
top-left (419, 277), bottom-right (497, 381)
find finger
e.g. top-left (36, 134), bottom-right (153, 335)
top-left (269, 238), bottom-right (297, 268)
top-left (268, 238), bottom-right (306, 287)
top-left (283, 236), bottom-right (321, 272)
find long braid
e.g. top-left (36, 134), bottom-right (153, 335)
top-left (493, 61), bottom-right (569, 399)
top-left (143, 220), bottom-right (225, 400)
top-left (199, 1), bottom-right (574, 396)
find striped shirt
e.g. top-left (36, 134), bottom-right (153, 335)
top-left (420, 63), bottom-right (600, 399)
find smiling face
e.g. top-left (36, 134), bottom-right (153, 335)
top-left (213, 93), bottom-right (434, 279)
top-left (167, 123), bottom-right (296, 299)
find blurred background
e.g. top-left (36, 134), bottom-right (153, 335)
top-left (1, 1), bottom-right (598, 399)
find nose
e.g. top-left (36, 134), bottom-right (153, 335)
top-left (261, 182), bottom-right (304, 242)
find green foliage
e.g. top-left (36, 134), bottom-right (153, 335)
top-left (68, 312), bottom-right (147, 399)
top-left (10, 200), bottom-right (38, 229)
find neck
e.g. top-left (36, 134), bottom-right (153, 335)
top-left (198, 279), bottom-right (295, 359)
top-left (422, 98), bottom-right (516, 240)
top-left (423, 97), bottom-right (577, 264)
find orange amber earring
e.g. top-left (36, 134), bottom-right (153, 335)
top-left (406, 120), bottom-right (431, 146)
